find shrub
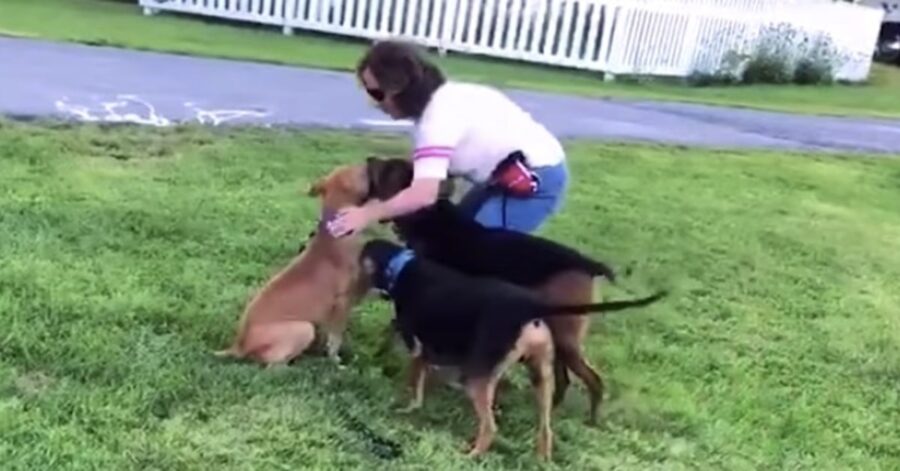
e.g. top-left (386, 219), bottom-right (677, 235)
top-left (742, 53), bottom-right (793, 84)
top-left (792, 35), bottom-right (839, 85)
top-left (686, 49), bottom-right (745, 87)
top-left (741, 23), bottom-right (797, 84)
top-left (686, 70), bottom-right (740, 87)
top-left (793, 57), bottom-right (834, 85)
top-left (690, 23), bottom-right (843, 87)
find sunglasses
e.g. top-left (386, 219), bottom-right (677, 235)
top-left (365, 87), bottom-right (386, 102)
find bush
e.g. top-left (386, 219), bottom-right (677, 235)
top-left (690, 23), bottom-right (843, 87)
top-left (741, 23), bottom-right (798, 84)
top-left (742, 53), bottom-right (793, 84)
top-left (686, 50), bottom-right (744, 87)
top-left (793, 57), bottom-right (834, 85)
top-left (792, 35), bottom-right (839, 85)
top-left (686, 70), bottom-right (740, 87)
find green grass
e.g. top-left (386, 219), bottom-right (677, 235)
top-left (1, 119), bottom-right (900, 469)
top-left (2, 0), bottom-right (900, 119)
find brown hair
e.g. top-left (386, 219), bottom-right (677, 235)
top-left (356, 40), bottom-right (446, 119)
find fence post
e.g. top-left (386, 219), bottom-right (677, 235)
top-left (679, 8), bottom-right (703, 75)
top-left (283, 0), bottom-right (297, 35)
top-left (440, 0), bottom-right (461, 55)
top-left (140, 0), bottom-right (158, 16)
top-left (600, 0), bottom-right (624, 77)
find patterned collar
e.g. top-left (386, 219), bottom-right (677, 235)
top-left (383, 249), bottom-right (415, 293)
top-left (318, 208), bottom-right (337, 234)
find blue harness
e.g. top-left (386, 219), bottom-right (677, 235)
top-left (383, 249), bottom-right (415, 293)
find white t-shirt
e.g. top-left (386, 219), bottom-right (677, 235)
top-left (411, 81), bottom-right (565, 183)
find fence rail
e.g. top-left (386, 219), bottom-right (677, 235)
top-left (137, 0), bottom-right (886, 81)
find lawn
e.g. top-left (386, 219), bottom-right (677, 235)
top-left (2, 0), bottom-right (900, 119)
top-left (1, 119), bottom-right (899, 469)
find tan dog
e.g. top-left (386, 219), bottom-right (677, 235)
top-left (214, 163), bottom-right (374, 366)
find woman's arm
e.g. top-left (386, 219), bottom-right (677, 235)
top-left (367, 177), bottom-right (441, 222)
top-left (327, 177), bottom-right (441, 237)
top-left (330, 97), bottom-right (462, 237)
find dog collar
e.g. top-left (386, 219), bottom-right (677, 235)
top-left (318, 208), bottom-right (337, 234)
top-left (384, 249), bottom-right (415, 293)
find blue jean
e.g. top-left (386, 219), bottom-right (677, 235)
top-left (457, 161), bottom-right (569, 234)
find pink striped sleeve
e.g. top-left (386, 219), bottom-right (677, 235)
top-left (413, 146), bottom-right (454, 160)
top-left (411, 94), bottom-right (465, 179)
top-left (411, 146), bottom-right (451, 180)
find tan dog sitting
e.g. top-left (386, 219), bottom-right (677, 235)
top-left (214, 163), bottom-right (375, 367)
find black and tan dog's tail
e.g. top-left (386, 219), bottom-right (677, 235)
top-left (545, 289), bottom-right (668, 317)
top-left (588, 259), bottom-right (617, 282)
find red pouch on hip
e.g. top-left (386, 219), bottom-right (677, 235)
top-left (490, 151), bottom-right (540, 198)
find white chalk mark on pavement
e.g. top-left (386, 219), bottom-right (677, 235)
top-left (56, 95), bottom-right (171, 126)
top-left (185, 102), bottom-right (269, 126)
top-left (53, 99), bottom-right (100, 122)
top-left (54, 95), bottom-right (270, 127)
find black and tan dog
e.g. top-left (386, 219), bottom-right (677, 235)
top-left (361, 157), bottom-right (630, 424)
top-left (359, 238), bottom-right (667, 460)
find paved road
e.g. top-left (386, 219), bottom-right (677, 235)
top-left (4, 36), bottom-right (900, 154)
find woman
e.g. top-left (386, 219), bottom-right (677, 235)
top-left (327, 39), bottom-right (569, 238)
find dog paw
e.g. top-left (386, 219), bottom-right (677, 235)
top-left (396, 402), bottom-right (421, 414)
top-left (464, 444), bottom-right (486, 459)
top-left (327, 352), bottom-right (346, 369)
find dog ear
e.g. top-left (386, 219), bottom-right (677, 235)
top-left (365, 156), bottom-right (384, 199)
top-left (307, 178), bottom-right (325, 197)
top-left (365, 157), bottom-right (413, 201)
top-left (385, 159), bottom-right (414, 197)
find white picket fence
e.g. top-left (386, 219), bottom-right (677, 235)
top-left (137, 0), bottom-right (886, 81)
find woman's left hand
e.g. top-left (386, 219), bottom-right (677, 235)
top-left (327, 205), bottom-right (373, 238)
